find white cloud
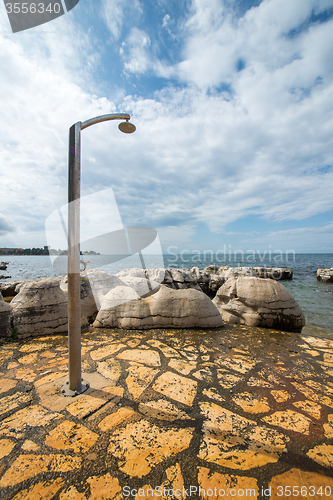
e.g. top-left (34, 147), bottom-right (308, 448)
top-left (101, 0), bottom-right (143, 40)
top-left (0, 0), bottom-right (332, 253)
top-left (122, 28), bottom-right (151, 74)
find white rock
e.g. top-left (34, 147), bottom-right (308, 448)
top-left (81, 269), bottom-right (127, 309)
top-left (213, 276), bottom-right (305, 332)
top-left (11, 277), bottom-right (69, 337)
top-left (119, 275), bottom-right (161, 297)
top-left (93, 284), bottom-right (224, 329)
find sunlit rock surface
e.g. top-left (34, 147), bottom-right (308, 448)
top-left (213, 276), bottom-right (305, 331)
top-left (93, 284), bottom-right (224, 329)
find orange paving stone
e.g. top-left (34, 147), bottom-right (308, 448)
top-left (198, 402), bottom-right (288, 469)
top-left (86, 473), bottom-right (122, 500)
top-left (232, 391), bottom-right (270, 413)
top-left (117, 348), bottom-right (161, 366)
top-left (34, 371), bottom-right (66, 388)
top-left (0, 378), bottom-right (17, 394)
top-left (1, 327), bottom-right (333, 500)
top-left (126, 363), bottom-right (160, 399)
top-left (45, 420), bottom-right (98, 452)
top-left (198, 467), bottom-right (259, 500)
top-left (269, 468), bottom-right (333, 500)
top-left (324, 414), bottom-right (333, 438)
top-left (99, 407), bottom-right (138, 431)
top-left (10, 478), bottom-right (65, 500)
top-left (59, 486), bottom-right (87, 500)
top-left (0, 439), bottom-right (16, 460)
top-left (21, 439), bottom-right (40, 451)
top-left (107, 419), bottom-right (194, 477)
top-left (0, 454), bottom-right (81, 487)
top-left (14, 367), bottom-right (36, 382)
top-left (152, 371), bottom-right (198, 405)
top-left (307, 444), bottom-right (333, 468)
top-left (0, 392), bottom-right (32, 417)
top-left (96, 358), bottom-right (122, 382)
top-left (262, 409), bottom-right (313, 435)
top-left (138, 399), bottom-right (189, 421)
top-left (90, 343), bottom-right (127, 361)
top-left (293, 400), bottom-right (322, 419)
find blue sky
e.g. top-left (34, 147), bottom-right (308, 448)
top-left (0, 0), bottom-right (333, 254)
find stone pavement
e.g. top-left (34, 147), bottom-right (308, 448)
top-left (0, 325), bottom-right (333, 499)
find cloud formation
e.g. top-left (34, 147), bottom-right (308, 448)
top-left (0, 0), bottom-right (332, 252)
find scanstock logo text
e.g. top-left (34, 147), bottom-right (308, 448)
top-left (3, 0), bottom-right (80, 33)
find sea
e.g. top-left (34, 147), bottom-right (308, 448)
top-left (1, 253), bottom-right (332, 339)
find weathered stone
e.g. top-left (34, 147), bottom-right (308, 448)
top-left (271, 390), bottom-right (290, 402)
top-left (168, 358), bottom-right (197, 375)
top-left (21, 440), bottom-right (40, 451)
top-left (233, 392), bottom-right (270, 414)
top-left (198, 402), bottom-right (288, 470)
top-left (97, 359), bottom-right (122, 382)
top-left (11, 478), bottom-right (65, 500)
top-left (262, 410), bottom-right (312, 435)
top-left (59, 485), bottom-right (87, 500)
top-left (202, 388), bottom-right (225, 403)
top-left (126, 363), bottom-right (159, 400)
top-left (99, 407), bottom-right (138, 432)
top-left (152, 371), bottom-right (198, 406)
top-left (117, 348), bottom-right (161, 367)
top-left (11, 277), bottom-right (68, 337)
top-left (0, 439), bottom-right (16, 459)
top-left (86, 473), bottom-right (122, 500)
top-left (138, 399), bottom-right (189, 421)
top-left (324, 414), bottom-right (333, 438)
top-left (94, 285), bottom-right (224, 329)
top-left (107, 419), bottom-right (193, 477)
top-left (81, 269), bottom-right (127, 309)
top-left (0, 300), bottom-right (12, 339)
top-left (65, 387), bottom-right (122, 419)
top-left (215, 354), bottom-right (256, 374)
top-left (0, 392), bottom-right (32, 418)
top-left (198, 467), bottom-right (258, 500)
top-left (0, 405), bottom-right (63, 438)
top-left (213, 277), bottom-right (305, 332)
top-left (0, 280), bottom-right (23, 297)
top-left (90, 342), bottom-right (127, 361)
top-left (307, 444), bottom-right (333, 468)
top-left (45, 420), bottom-right (98, 452)
top-left (217, 370), bottom-right (242, 389)
top-left (269, 469), bottom-right (333, 500)
top-left (136, 463), bottom-right (185, 500)
top-left (0, 454), bottom-right (81, 487)
top-left (147, 339), bottom-right (180, 358)
top-left (60, 274), bottom-right (97, 323)
top-left (293, 400), bottom-right (322, 420)
top-left (317, 267), bottom-right (333, 282)
top-left (0, 378), bottom-right (17, 394)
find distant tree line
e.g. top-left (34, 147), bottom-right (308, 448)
top-left (0, 247), bottom-right (50, 255)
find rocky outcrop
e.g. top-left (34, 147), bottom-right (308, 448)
top-left (93, 284), bottom-right (224, 329)
top-left (0, 281), bottom-right (24, 297)
top-left (11, 277), bottom-right (69, 337)
top-left (213, 276), bottom-right (305, 332)
top-left (159, 266), bottom-right (292, 298)
top-left (317, 268), bottom-right (333, 283)
top-left (0, 293), bottom-right (13, 338)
